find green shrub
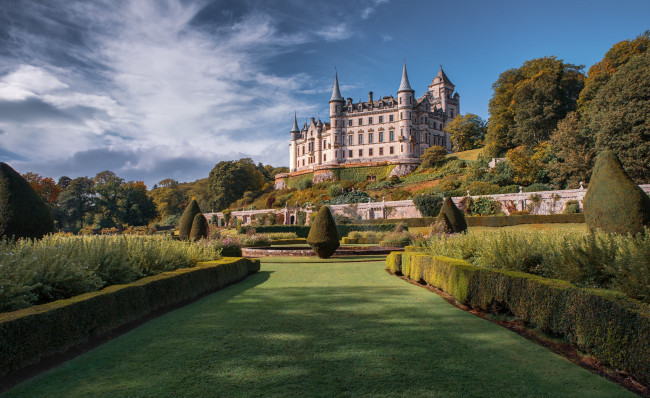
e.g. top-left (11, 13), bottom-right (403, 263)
top-left (190, 213), bottom-right (209, 241)
top-left (0, 235), bottom-right (222, 312)
top-left (396, 252), bottom-right (650, 385)
top-left (306, 207), bottom-right (339, 258)
top-left (563, 200), bottom-right (581, 214)
top-left (0, 162), bottom-right (54, 239)
top-left (0, 257), bottom-right (257, 377)
top-left (421, 145), bottom-right (449, 168)
top-left (328, 184), bottom-right (343, 198)
top-left (413, 192), bottom-right (444, 217)
top-left (297, 178), bottom-right (313, 190)
top-left (326, 190), bottom-right (374, 205)
top-left (470, 196), bottom-right (502, 215)
top-left (179, 200), bottom-right (202, 240)
top-left (438, 197), bottom-right (467, 233)
top-left (584, 150), bottom-right (650, 235)
top-left (523, 183), bottom-right (551, 192)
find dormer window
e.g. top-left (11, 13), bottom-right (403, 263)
top-left (348, 106), bottom-right (352, 112)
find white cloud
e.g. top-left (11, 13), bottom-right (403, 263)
top-left (316, 24), bottom-right (352, 41)
top-left (361, 0), bottom-right (389, 19)
top-left (0, 0), bottom-right (325, 184)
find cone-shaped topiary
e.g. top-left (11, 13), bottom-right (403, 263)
top-left (190, 213), bottom-right (209, 242)
top-left (307, 206), bottom-right (340, 258)
top-left (584, 150), bottom-right (650, 235)
top-left (179, 199), bottom-right (202, 240)
top-left (434, 212), bottom-right (453, 234)
top-left (0, 162), bottom-right (54, 239)
top-left (438, 197), bottom-right (467, 233)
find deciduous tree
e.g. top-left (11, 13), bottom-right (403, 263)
top-left (444, 113), bottom-right (486, 151)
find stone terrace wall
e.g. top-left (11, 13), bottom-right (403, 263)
top-left (212, 184), bottom-right (650, 225)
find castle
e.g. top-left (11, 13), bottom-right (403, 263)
top-left (276, 62), bottom-right (460, 189)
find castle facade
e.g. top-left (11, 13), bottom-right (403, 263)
top-left (289, 63), bottom-right (460, 173)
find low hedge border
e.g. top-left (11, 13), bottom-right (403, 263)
top-left (389, 251), bottom-right (650, 385)
top-left (341, 237), bottom-right (381, 244)
top-left (0, 257), bottom-right (260, 377)
top-left (270, 238), bottom-right (307, 245)
top-left (359, 213), bottom-right (585, 228)
top-left (255, 224), bottom-right (400, 238)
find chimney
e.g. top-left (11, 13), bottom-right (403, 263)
top-left (369, 91), bottom-right (374, 102)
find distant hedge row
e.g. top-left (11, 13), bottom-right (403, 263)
top-left (359, 214), bottom-right (585, 228)
top-left (0, 257), bottom-right (260, 377)
top-left (388, 251), bottom-right (650, 385)
top-left (255, 224), bottom-right (400, 238)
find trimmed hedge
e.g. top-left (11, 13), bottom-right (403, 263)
top-left (270, 238), bottom-right (307, 245)
top-left (391, 252), bottom-right (650, 385)
top-left (341, 237), bottom-right (381, 244)
top-left (358, 214), bottom-right (585, 228)
top-left (0, 257), bottom-right (259, 377)
top-left (255, 224), bottom-right (400, 238)
top-left (307, 206), bottom-right (339, 258)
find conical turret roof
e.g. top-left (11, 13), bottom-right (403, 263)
top-left (432, 65), bottom-right (454, 87)
top-left (330, 72), bottom-right (344, 102)
top-left (398, 61), bottom-right (414, 93)
top-left (290, 113), bottom-right (300, 133)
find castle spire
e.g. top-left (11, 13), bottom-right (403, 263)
top-left (398, 60), bottom-right (414, 93)
top-left (329, 71), bottom-right (344, 102)
top-left (290, 112), bottom-right (300, 133)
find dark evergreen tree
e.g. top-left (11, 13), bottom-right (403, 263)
top-left (0, 162), bottom-right (54, 239)
top-left (179, 199), bottom-right (202, 240)
top-left (438, 197), bottom-right (467, 233)
top-left (583, 150), bottom-right (650, 235)
top-left (189, 213), bottom-right (209, 242)
top-left (306, 206), bottom-right (340, 258)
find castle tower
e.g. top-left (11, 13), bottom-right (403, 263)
top-left (289, 113), bottom-right (300, 172)
top-left (397, 61), bottom-right (415, 158)
top-left (429, 65), bottom-right (458, 119)
top-left (329, 71), bottom-right (344, 163)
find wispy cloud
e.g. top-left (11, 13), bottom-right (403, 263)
top-left (316, 24), bottom-right (352, 41)
top-left (0, 1), bottom-right (320, 185)
top-left (361, 0), bottom-right (389, 19)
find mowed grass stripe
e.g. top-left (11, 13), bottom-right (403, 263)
top-left (3, 258), bottom-right (632, 397)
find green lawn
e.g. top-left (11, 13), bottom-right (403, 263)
top-left (3, 257), bottom-right (631, 397)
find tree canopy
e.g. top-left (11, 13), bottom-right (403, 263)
top-left (587, 51), bottom-right (650, 183)
top-left (444, 113), bottom-right (486, 152)
top-left (208, 158), bottom-right (265, 211)
top-left (484, 57), bottom-right (585, 157)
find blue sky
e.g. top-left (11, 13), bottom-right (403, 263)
top-left (0, 0), bottom-right (648, 187)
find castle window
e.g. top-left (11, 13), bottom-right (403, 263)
top-left (400, 112), bottom-right (402, 120)
top-left (359, 149), bottom-right (363, 157)
top-left (390, 146), bottom-right (394, 154)
top-left (324, 154), bottom-right (326, 161)
top-left (323, 140), bottom-right (326, 148)
top-left (348, 120), bottom-right (352, 126)
top-left (349, 150), bottom-right (353, 157)
top-left (379, 132), bottom-right (384, 142)
top-left (358, 134), bottom-right (363, 145)
top-left (420, 117), bottom-right (424, 124)
top-left (399, 97), bottom-right (402, 104)
top-left (358, 118), bottom-right (363, 126)
top-left (348, 135), bottom-right (353, 146)
top-left (368, 133), bottom-right (373, 143)
top-left (450, 110), bottom-right (454, 117)
top-left (389, 131), bottom-right (394, 141)
top-left (379, 116), bottom-right (383, 123)
top-left (379, 147), bottom-right (384, 155)
top-left (368, 117), bottom-right (373, 125)
top-left (335, 135), bottom-right (338, 143)
top-left (369, 148), bottom-right (373, 156)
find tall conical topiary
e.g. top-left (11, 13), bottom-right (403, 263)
top-left (584, 150), bottom-right (650, 235)
top-left (179, 199), bottom-right (202, 240)
top-left (307, 206), bottom-right (340, 258)
top-left (0, 162), bottom-right (54, 239)
top-left (189, 213), bottom-right (209, 242)
top-left (438, 197), bottom-right (467, 233)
